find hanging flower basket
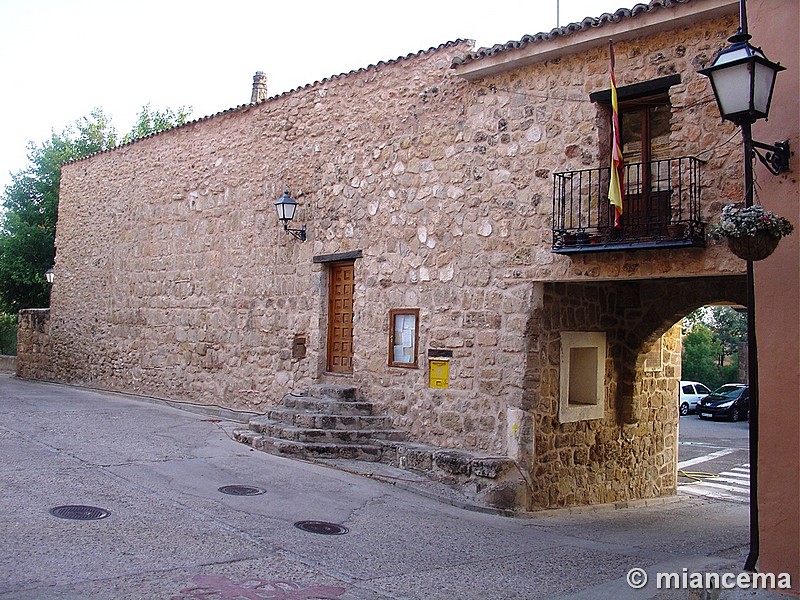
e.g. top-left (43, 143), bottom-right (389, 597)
top-left (726, 230), bottom-right (781, 261)
top-left (710, 203), bottom-right (794, 261)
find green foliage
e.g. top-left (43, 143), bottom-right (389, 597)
top-left (0, 108), bottom-right (117, 313)
top-left (682, 306), bottom-right (746, 389)
top-left (0, 105), bottom-right (192, 313)
top-left (121, 104), bottom-right (192, 145)
top-left (682, 325), bottom-right (723, 386)
top-left (0, 313), bottom-right (17, 355)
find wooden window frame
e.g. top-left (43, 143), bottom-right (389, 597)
top-left (388, 308), bottom-right (420, 368)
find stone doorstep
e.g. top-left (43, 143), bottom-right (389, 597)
top-left (378, 440), bottom-right (516, 480)
top-left (265, 408), bottom-right (394, 430)
top-left (377, 440), bottom-right (533, 512)
top-left (258, 421), bottom-right (409, 444)
top-left (232, 429), bottom-right (383, 462)
top-left (302, 384), bottom-right (357, 401)
top-left (281, 396), bottom-right (374, 416)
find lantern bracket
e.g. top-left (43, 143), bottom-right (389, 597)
top-left (750, 139), bottom-right (790, 175)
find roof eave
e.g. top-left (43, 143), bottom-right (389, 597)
top-left (452, 0), bottom-right (739, 80)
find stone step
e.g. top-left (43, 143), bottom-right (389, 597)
top-left (281, 395), bottom-right (374, 416)
top-left (262, 408), bottom-right (392, 430)
top-left (233, 429), bottom-right (383, 462)
top-left (261, 422), bottom-right (408, 444)
top-left (304, 384), bottom-right (357, 401)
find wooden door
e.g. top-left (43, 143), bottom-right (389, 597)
top-left (620, 98), bottom-right (672, 237)
top-left (327, 262), bottom-right (355, 373)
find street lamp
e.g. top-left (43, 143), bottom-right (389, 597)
top-left (273, 191), bottom-right (307, 242)
top-left (699, 15), bottom-right (790, 175)
top-left (698, 0), bottom-right (791, 573)
top-left (45, 267), bottom-right (54, 284)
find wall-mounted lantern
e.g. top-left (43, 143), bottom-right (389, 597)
top-left (699, 11), bottom-right (790, 173)
top-left (45, 267), bottom-right (54, 284)
top-left (273, 191), bottom-right (307, 242)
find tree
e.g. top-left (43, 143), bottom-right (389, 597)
top-left (682, 306), bottom-right (746, 389)
top-left (682, 324), bottom-right (723, 386)
top-left (121, 104), bottom-right (191, 145)
top-left (705, 306), bottom-right (746, 364)
top-left (0, 105), bottom-right (192, 314)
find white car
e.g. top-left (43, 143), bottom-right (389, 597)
top-left (680, 381), bottom-right (712, 415)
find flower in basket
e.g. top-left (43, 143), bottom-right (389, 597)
top-left (711, 203), bottom-right (794, 261)
top-left (710, 203), bottom-right (794, 241)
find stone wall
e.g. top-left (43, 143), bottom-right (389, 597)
top-left (527, 281), bottom-right (683, 507)
top-left (16, 309), bottom-right (51, 380)
top-left (29, 9), bottom-right (749, 507)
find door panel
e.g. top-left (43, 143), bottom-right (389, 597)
top-left (327, 262), bottom-right (354, 373)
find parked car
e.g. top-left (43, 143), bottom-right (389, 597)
top-left (679, 381), bottom-right (712, 416)
top-left (696, 384), bottom-right (750, 421)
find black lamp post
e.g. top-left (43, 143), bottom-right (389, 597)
top-left (273, 191), bottom-right (307, 242)
top-left (698, 0), bottom-right (790, 572)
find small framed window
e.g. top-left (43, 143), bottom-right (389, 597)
top-left (389, 309), bottom-right (419, 368)
top-left (558, 331), bottom-right (607, 423)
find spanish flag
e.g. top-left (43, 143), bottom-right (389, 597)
top-left (608, 40), bottom-right (624, 227)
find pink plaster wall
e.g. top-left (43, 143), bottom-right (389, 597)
top-left (750, 0), bottom-right (800, 591)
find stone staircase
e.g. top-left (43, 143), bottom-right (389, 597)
top-left (233, 384), bottom-right (408, 462)
top-left (234, 383), bottom-right (534, 513)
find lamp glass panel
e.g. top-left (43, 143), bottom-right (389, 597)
top-left (714, 45), bottom-right (751, 66)
top-left (711, 61), bottom-right (753, 116)
top-left (752, 60), bottom-right (777, 115)
top-left (275, 198), bottom-right (297, 222)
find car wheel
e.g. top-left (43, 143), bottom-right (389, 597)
top-left (680, 402), bottom-right (689, 416)
top-left (731, 407), bottom-right (740, 422)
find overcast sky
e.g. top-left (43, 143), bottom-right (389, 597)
top-left (0, 0), bottom-right (636, 192)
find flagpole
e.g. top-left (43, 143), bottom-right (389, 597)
top-left (608, 40), bottom-right (624, 228)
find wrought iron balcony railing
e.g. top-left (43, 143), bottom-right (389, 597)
top-left (552, 156), bottom-right (706, 253)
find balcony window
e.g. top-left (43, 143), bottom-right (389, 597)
top-left (553, 76), bottom-right (705, 253)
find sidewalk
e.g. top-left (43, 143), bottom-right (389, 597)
top-left (0, 373), bottom-right (793, 599)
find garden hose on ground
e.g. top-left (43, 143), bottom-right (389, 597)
top-left (678, 470), bottom-right (719, 484)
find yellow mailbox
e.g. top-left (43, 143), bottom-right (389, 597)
top-left (429, 359), bottom-right (450, 389)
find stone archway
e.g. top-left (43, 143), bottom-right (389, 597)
top-left (616, 275), bottom-right (748, 425)
top-left (521, 274), bottom-right (747, 508)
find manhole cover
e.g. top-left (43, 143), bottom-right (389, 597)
top-left (218, 485), bottom-right (266, 496)
top-left (294, 520), bottom-right (349, 535)
top-left (49, 505), bottom-right (111, 520)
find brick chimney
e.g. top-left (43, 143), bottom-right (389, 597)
top-left (251, 71), bottom-right (268, 103)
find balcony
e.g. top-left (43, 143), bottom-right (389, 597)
top-left (552, 156), bottom-right (706, 254)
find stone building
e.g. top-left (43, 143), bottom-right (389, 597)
top-left (16, 0), bottom-right (754, 514)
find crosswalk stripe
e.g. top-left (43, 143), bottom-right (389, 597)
top-left (679, 462), bottom-right (750, 504)
top-left (676, 448), bottom-right (738, 469)
top-left (681, 486), bottom-right (746, 501)
top-left (695, 481), bottom-right (748, 493)
top-left (717, 472), bottom-right (748, 481)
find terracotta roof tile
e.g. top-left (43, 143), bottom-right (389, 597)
top-left (66, 40), bottom-right (472, 164)
top-left (450, 0), bottom-right (692, 68)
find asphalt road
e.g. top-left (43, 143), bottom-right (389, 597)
top-left (678, 413), bottom-right (751, 505)
top-left (0, 373), bottom-right (787, 600)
